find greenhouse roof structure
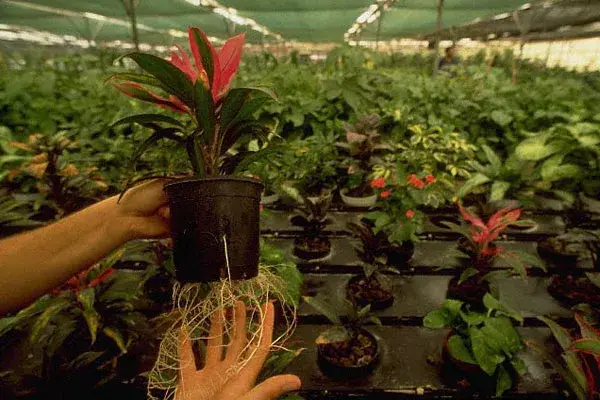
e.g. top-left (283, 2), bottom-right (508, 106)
top-left (1, 0), bottom-right (600, 47)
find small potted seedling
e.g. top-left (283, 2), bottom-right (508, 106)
top-left (336, 114), bottom-right (391, 208)
top-left (110, 28), bottom-right (276, 282)
top-left (303, 296), bottom-right (381, 379)
top-left (442, 204), bottom-right (545, 305)
top-left (537, 232), bottom-right (581, 266)
top-left (534, 313), bottom-right (600, 400)
top-left (424, 294), bottom-right (527, 397)
top-left (285, 187), bottom-right (333, 260)
top-left (346, 222), bottom-right (397, 310)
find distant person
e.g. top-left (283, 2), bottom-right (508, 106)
top-left (436, 45), bottom-right (459, 74)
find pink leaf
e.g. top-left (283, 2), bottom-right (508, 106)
top-left (216, 33), bottom-right (245, 99)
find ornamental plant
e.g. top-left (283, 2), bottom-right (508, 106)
top-left (442, 204), bottom-right (545, 284)
top-left (365, 167), bottom-right (443, 245)
top-left (109, 28), bottom-right (275, 178)
top-left (424, 294), bottom-right (527, 397)
top-left (535, 313), bottom-right (600, 400)
top-left (336, 114), bottom-right (392, 197)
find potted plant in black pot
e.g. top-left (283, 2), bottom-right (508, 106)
top-left (336, 114), bottom-right (391, 208)
top-left (285, 188), bottom-right (334, 261)
top-left (110, 28), bottom-right (275, 283)
top-left (109, 27), bottom-right (297, 398)
top-left (424, 294), bottom-right (527, 397)
top-left (346, 221), bottom-right (397, 310)
top-left (441, 204), bottom-right (546, 305)
top-left (303, 296), bottom-right (381, 379)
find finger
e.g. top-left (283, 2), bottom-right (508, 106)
top-left (178, 327), bottom-right (196, 381)
top-left (239, 375), bottom-right (301, 400)
top-left (205, 308), bottom-right (225, 365)
top-left (225, 301), bottom-right (247, 363)
top-left (238, 302), bottom-right (275, 381)
top-left (158, 205), bottom-right (170, 220)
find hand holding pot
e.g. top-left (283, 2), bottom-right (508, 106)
top-left (176, 301), bottom-right (301, 400)
top-left (114, 179), bottom-right (171, 240)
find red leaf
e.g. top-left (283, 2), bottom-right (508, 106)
top-left (188, 27), bottom-right (220, 97)
top-left (459, 204), bottom-right (487, 230)
top-left (112, 82), bottom-right (188, 114)
top-left (216, 33), bottom-right (245, 99)
top-left (169, 45), bottom-right (197, 82)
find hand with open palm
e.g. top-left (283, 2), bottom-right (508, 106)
top-left (176, 302), bottom-right (301, 400)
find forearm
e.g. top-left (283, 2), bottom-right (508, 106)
top-left (0, 195), bottom-right (130, 315)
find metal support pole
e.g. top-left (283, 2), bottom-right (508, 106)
top-left (121, 0), bottom-right (139, 51)
top-left (432, 0), bottom-right (444, 74)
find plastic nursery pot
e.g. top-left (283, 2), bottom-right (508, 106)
top-left (317, 328), bottom-right (379, 379)
top-left (293, 236), bottom-right (331, 260)
top-left (441, 334), bottom-right (517, 395)
top-left (536, 238), bottom-right (579, 266)
top-left (346, 275), bottom-right (394, 310)
top-left (385, 241), bottom-right (415, 267)
top-left (547, 275), bottom-right (600, 308)
top-left (164, 177), bottom-right (263, 283)
top-left (339, 188), bottom-right (377, 208)
top-left (446, 275), bottom-right (490, 307)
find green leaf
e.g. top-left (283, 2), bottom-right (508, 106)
top-left (457, 173), bottom-right (491, 198)
top-left (470, 326), bottom-right (505, 375)
top-left (110, 114), bottom-right (184, 129)
top-left (483, 293), bottom-right (524, 323)
top-left (511, 357), bottom-right (527, 375)
top-left (515, 134), bottom-right (559, 161)
top-left (190, 29), bottom-right (215, 87)
top-left (132, 127), bottom-right (184, 168)
top-left (194, 80), bottom-right (215, 141)
top-left (45, 319), bottom-right (77, 358)
top-left (481, 317), bottom-right (523, 354)
top-left (495, 364), bottom-right (513, 396)
top-left (29, 298), bottom-right (70, 344)
top-left (458, 267), bottom-right (478, 285)
top-left (423, 309), bottom-right (450, 328)
top-left (315, 326), bottom-right (350, 345)
top-left (447, 335), bottom-right (477, 364)
top-left (186, 135), bottom-right (205, 178)
top-left (103, 327), bottom-right (128, 354)
top-left (570, 338), bottom-right (600, 356)
top-left (105, 72), bottom-right (163, 89)
top-left (482, 144), bottom-right (501, 170)
top-left (302, 296), bottom-right (342, 325)
top-left (220, 87), bottom-right (276, 133)
top-left (123, 52), bottom-right (194, 106)
top-left (490, 180), bottom-right (511, 201)
top-left (537, 316), bottom-right (573, 350)
top-left (490, 110), bottom-right (513, 127)
top-left (585, 272), bottom-right (600, 289)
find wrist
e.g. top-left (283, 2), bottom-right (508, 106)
top-left (103, 195), bottom-right (137, 244)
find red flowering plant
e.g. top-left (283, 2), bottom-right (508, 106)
top-left (365, 166), bottom-right (444, 246)
top-left (108, 27), bottom-right (276, 180)
top-left (442, 203), bottom-right (545, 284)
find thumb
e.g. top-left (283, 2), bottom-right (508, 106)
top-left (241, 374), bottom-right (301, 400)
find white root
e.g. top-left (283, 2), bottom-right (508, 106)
top-left (147, 264), bottom-right (297, 400)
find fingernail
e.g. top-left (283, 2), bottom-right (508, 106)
top-left (284, 378), bottom-right (301, 391)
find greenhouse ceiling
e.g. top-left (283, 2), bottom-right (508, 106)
top-left (0, 0), bottom-right (599, 48)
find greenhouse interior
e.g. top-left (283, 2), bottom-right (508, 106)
top-left (1, 0), bottom-right (600, 399)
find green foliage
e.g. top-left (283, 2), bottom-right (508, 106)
top-left (424, 294), bottom-right (525, 396)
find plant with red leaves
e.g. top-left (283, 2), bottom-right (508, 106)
top-left (108, 27), bottom-right (276, 179)
top-left (535, 312), bottom-right (600, 400)
top-left (442, 203), bottom-right (545, 283)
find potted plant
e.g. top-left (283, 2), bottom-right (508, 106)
top-left (346, 221), bottom-right (397, 310)
top-left (109, 28), bottom-right (276, 283)
top-left (336, 114), bottom-right (391, 208)
top-left (424, 294), bottom-right (527, 397)
top-left (534, 313), bottom-right (600, 400)
top-left (303, 296), bottom-right (381, 379)
top-left (537, 232), bottom-right (581, 266)
top-left (442, 204), bottom-right (546, 305)
top-left (364, 171), bottom-right (443, 267)
top-left (109, 28), bottom-right (297, 399)
top-left (285, 189), bottom-right (333, 261)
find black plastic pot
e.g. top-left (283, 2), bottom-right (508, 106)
top-left (385, 242), bottom-right (415, 267)
top-left (317, 328), bottom-right (379, 379)
top-left (164, 177), bottom-right (263, 283)
top-left (547, 275), bottom-right (600, 308)
top-left (346, 275), bottom-right (394, 310)
top-left (293, 236), bottom-right (331, 260)
top-left (536, 238), bottom-right (578, 266)
top-left (446, 275), bottom-right (490, 306)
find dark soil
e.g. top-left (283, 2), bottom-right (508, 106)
top-left (318, 330), bottom-right (378, 368)
top-left (447, 275), bottom-right (491, 306)
top-left (293, 236), bottom-right (331, 260)
top-left (385, 242), bottom-right (415, 267)
top-left (548, 275), bottom-right (600, 307)
top-left (346, 275), bottom-right (394, 309)
top-left (346, 185), bottom-right (375, 198)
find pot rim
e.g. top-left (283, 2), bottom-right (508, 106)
top-left (339, 188), bottom-right (377, 200)
top-left (164, 175), bottom-right (263, 189)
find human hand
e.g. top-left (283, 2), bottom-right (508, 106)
top-left (176, 301), bottom-right (301, 400)
top-left (112, 179), bottom-right (171, 241)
